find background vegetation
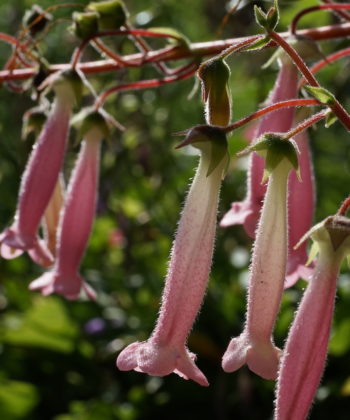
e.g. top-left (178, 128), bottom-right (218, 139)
top-left (1, 1), bottom-right (350, 419)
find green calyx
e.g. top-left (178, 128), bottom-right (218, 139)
top-left (147, 27), bottom-right (190, 49)
top-left (254, 0), bottom-right (279, 31)
top-left (197, 58), bottom-right (231, 126)
top-left (304, 85), bottom-right (336, 106)
top-left (87, 0), bottom-right (128, 31)
top-left (175, 125), bottom-right (229, 177)
top-left (296, 215), bottom-right (350, 262)
top-left (72, 108), bottom-right (112, 143)
top-left (241, 133), bottom-right (300, 183)
top-left (52, 69), bottom-right (83, 106)
top-left (72, 11), bottom-right (99, 39)
top-left (22, 5), bottom-right (51, 37)
top-left (22, 107), bottom-right (48, 140)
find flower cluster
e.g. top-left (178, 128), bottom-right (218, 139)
top-left (0, 70), bottom-right (112, 300)
top-left (1, 1), bottom-right (350, 418)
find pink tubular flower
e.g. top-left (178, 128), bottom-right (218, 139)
top-left (285, 126), bottom-right (315, 287)
top-left (117, 126), bottom-right (229, 386)
top-left (222, 134), bottom-right (299, 380)
top-left (0, 70), bottom-right (81, 267)
top-left (275, 215), bottom-right (350, 420)
top-left (29, 110), bottom-right (107, 300)
top-left (220, 60), bottom-right (298, 236)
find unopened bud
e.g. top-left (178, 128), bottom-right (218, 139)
top-left (198, 58), bottom-right (231, 126)
top-left (72, 11), bottom-right (99, 39)
top-left (87, 0), bottom-right (128, 31)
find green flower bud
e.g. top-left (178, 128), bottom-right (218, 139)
top-left (198, 58), bottom-right (231, 127)
top-left (72, 11), bottom-right (99, 39)
top-left (88, 0), bottom-right (128, 31)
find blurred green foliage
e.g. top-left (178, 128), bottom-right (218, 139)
top-left (1, 1), bottom-right (350, 419)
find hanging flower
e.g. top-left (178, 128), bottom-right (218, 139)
top-left (29, 109), bottom-right (110, 300)
top-left (275, 213), bottom-right (350, 419)
top-left (0, 70), bottom-right (82, 267)
top-left (220, 60), bottom-right (298, 236)
top-left (285, 122), bottom-right (315, 287)
top-left (117, 126), bottom-right (229, 386)
top-left (222, 133), bottom-right (299, 379)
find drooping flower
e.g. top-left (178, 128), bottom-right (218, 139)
top-left (29, 109), bottom-right (109, 300)
top-left (117, 126), bottom-right (229, 386)
top-left (285, 123), bottom-right (315, 287)
top-left (0, 70), bottom-right (82, 267)
top-left (275, 214), bottom-right (350, 420)
top-left (221, 61), bottom-right (315, 286)
top-left (222, 134), bottom-right (299, 379)
top-left (220, 60), bottom-right (298, 236)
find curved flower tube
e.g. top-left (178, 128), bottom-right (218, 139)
top-left (0, 73), bottom-right (80, 267)
top-left (220, 61), bottom-right (298, 236)
top-left (29, 123), bottom-right (103, 300)
top-left (285, 127), bottom-right (315, 287)
top-left (222, 134), bottom-right (299, 379)
top-left (117, 126), bottom-right (228, 386)
top-left (275, 215), bottom-right (350, 419)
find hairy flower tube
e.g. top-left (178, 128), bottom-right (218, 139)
top-left (0, 70), bottom-right (82, 267)
top-left (29, 110), bottom-right (109, 300)
top-left (220, 60), bottom-right (298, 236)
top-left (275, 215), bottom-right (350, 420)
top-left (222, 134), bottom-right (299, 380)
top-left (117, 126), bottom-right (229, 386)
top-left (285, 124), bottom-right (315, 287)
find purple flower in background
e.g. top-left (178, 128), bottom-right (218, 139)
top-left (117, 126), bottom-right (229, 386)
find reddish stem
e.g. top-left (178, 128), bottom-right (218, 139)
top-left (94, 64), bottom-right (197, 110)
top-left (2, 23), bottom-right (350, 83)
top-left (337, 196), bottom-right (350, 216)
top-left (225, 98), bottom-right (320, 133)
top-left (285, 110), bottom-right (328, 139)
top-left (321, 0), bottom-right (350, 21)
top-left (299, 47), bottom-right (350, 87)
top-left (269, 30), bottom-right (350, 131)
top-left (291, 4), bottom-right (350, 34)
top-left (123, 22), bottom-right (170, 76)
top-left (71, 28), bottom-right (187, 70)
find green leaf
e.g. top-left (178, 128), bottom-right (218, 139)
top-left (147, 27), bottom-right (190, 48)
top-left (325, 112), bottom-right (338, 128)
top-left (304, 85), bottom-right (336, 105)
top-left (244, 36), bottom-right (271, 52)
top-left (0, 380), bottom-right (39, 419)
top-left (1, 296), bottom-right (78, 353)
